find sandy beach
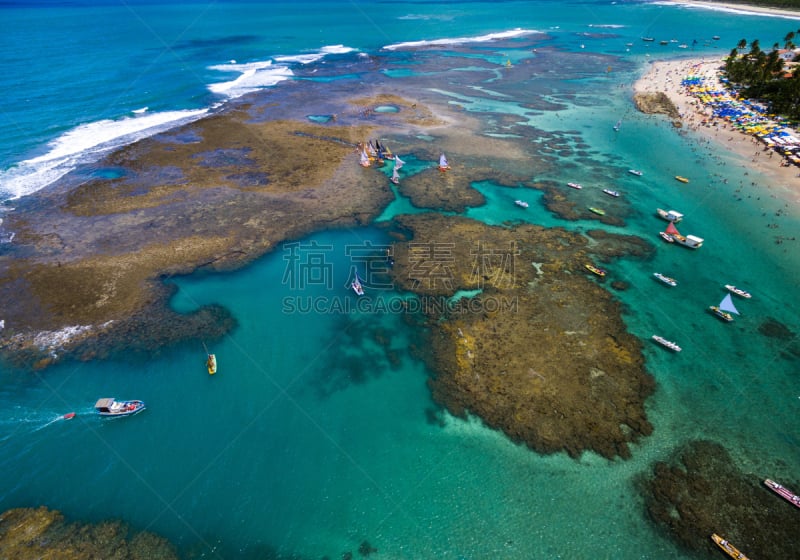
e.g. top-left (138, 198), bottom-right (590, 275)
top-left (633, 56), bottom-right (800, 208)
top-left (670, 0), bottom-right (800, 20)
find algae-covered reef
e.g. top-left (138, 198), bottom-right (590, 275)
top-left (386, 213), bottom-right (655, 460)
top-left (0, 506), bottom-right (178, 559)
top-left (642, 440), bottom-right (800, 559)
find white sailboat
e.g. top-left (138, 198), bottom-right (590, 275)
top-left (351, 271), bottom-right (365, 296)
top-left (438, 153), bottom-right (450, 171)
top-left (391, 155), bottom-right (405, 184)
top-left (709, 293), bottom-right (739, 322)
top-left (359, 147), bottom-right (371, 168)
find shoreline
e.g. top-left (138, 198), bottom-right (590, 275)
top-left (633, 56), bottom-right (800, 209)
top-left (668, 0), bottom-right (800, 19)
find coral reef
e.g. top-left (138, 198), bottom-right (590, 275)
top-left (385, 213), bottom-right (655, 459)
top-left (0, 506), bottom-right (178, 559)
top-left (642, 440), bottom-right (800, 558)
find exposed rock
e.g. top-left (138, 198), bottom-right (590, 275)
top-left (633, 92), bottom-right (680, 119)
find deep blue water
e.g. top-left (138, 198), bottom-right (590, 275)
top-left (1, 1), bottom-right (799, 558)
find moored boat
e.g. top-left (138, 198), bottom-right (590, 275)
top-left (764, 478), bottom-right (800, 508)
top-left (675, 234), bottom-right (703, 249)
top-left (207, 353), bottom-right (217, 375)
top-left (94, 398), bottom-right (146, 417)
top-left (584, 263), bottom-right (606, 277)
top-left (653, 272), bottom-right (677, 287)
top-left (602, 188), bottom-right (620, 197)
top-left (656, 208), bottom-right (683, 222)
top-left (711, 534), bottom-right (750, 560)
top-left (567, 182), bottom-right (583, 190)
top-left (588, 207), bottom-right (605, 216)
top-left (659, 232), bottom-right (675, 243)
top-left (675, 175), bottom-right (690, 183)
top-left (709, 294), bottom-right (738, 322)
top-left (652, 335), bottom-right (681, 352)
top-left (725, 285), bottom-right (752, 299)
top-left (514, 199), bottom-right (529, 208)
top-left (628, 169), bottom-right (643, 176)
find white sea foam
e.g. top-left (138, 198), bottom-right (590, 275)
top-left (208, 61), bottom-right (293, 98)
top-left (383, 28), bottom-right (539, 51)
top-left (1, 45), bottom-right (352, 201)
top-left (0, 108), bottom-right (208, 200)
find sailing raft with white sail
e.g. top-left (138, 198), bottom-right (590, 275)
top-left (438, 153), bottom-right (451, 172)
top-left (709, 293), bottom-right (739, 322)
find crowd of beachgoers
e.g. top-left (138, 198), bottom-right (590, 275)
top-left (680, 65), bottom-right (800, 168)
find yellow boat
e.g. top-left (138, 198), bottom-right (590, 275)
top-left (584, 263), bottom-right (607, 277)
top-left (711, 534), bottom-right (750, 560)
top-left (675, 175), bottom-right (690, 183)
top-left (207, 353), bottom-right (217, 375)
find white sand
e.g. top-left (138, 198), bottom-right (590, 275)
top-left (633, 56), bottom-right (800, 208)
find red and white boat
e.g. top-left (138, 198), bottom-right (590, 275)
top-left (764, 479), bottom-right (800, 508)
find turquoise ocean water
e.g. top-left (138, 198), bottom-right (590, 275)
top-left (1, 1), bottom-right (799, 558)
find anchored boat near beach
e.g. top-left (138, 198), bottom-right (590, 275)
top-left (661, 221), bottom-right (703, 248)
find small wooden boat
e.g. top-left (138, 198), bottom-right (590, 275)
top-left (207, 353), bottom-right (217, 375)
top-left (725, 285), bottom-right (752, 299)
top-left (567, 182), bottom-right (583, 190)
top-left (675, 175), bottom-right (690, 183)
top-left (653, 272), bottom-right (677, 287)
top-left (588, 207), bottom-right (605, 216)
top-left (652, 335), bottom-right (681, 352)
top-left (584, 263), bottom-right (606, 277)
top-left (711, 534), bottom-right (749, 560)
top-left (764, 478), bottom-right (800, 508)
top-left (94, 398), bottom-right (146, 417)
